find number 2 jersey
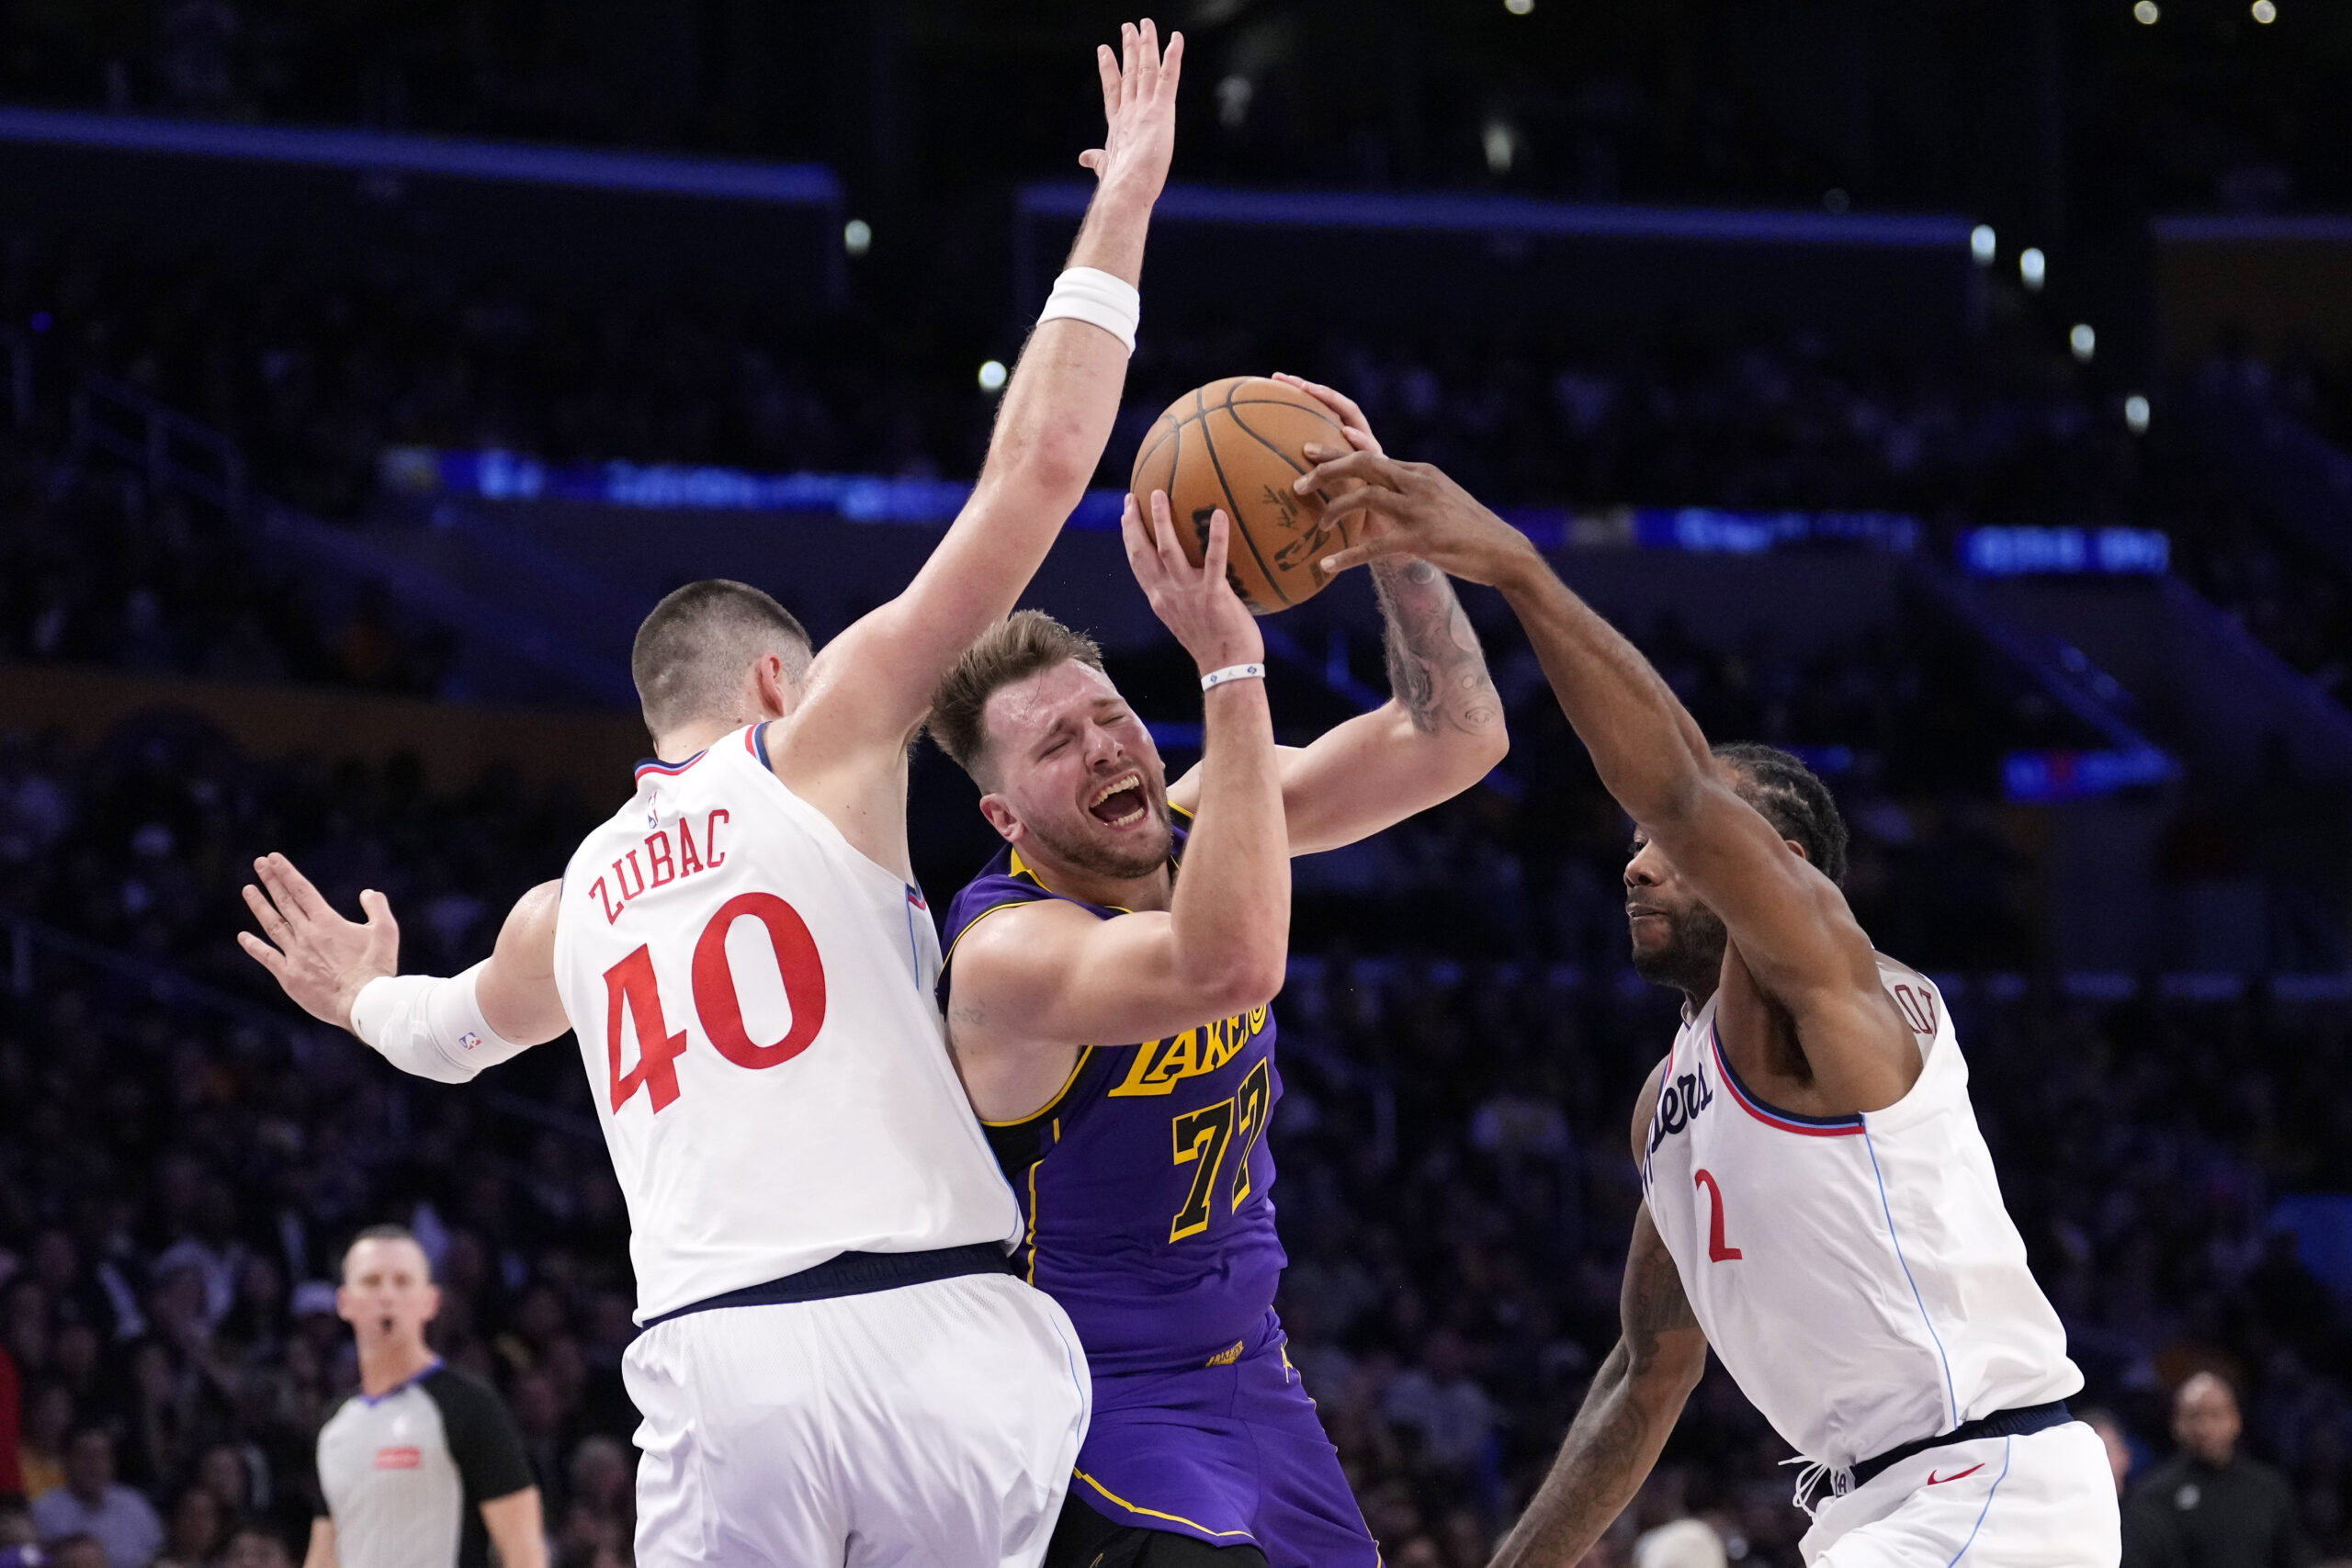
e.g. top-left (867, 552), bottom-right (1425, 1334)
top-left (1641, 956), bottom-right (2080, 1471)
top-left (550, 723), bottom-right (1021, 1324)
top-left (937, 817), bottom-right (1286, 1379)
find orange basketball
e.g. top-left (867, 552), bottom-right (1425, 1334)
top-left (1128, 377), bottom-right (1362, 615)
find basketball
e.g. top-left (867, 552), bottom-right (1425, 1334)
top-left (1129, 376), bottom-right (1363, 615)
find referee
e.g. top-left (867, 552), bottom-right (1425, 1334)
top-left (305, 1226), bottom-right (547, 1568)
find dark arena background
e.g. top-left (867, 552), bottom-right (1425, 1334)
top-left (0, 3), bottom-right (2346, 1565)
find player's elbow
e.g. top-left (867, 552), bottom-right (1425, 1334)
top-left (1627, 1334), bottom-right (1707, 1404)
top-left (1191, 948), bottom-right (1286, 1018)
top-left (984, 421), bottom-right (1096, 502)
top-left (1461, 713), bottom-right (1511, 776)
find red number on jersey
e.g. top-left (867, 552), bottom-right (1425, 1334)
top-left (603, 944), bottom-right (687, 1113)
top-left (692, 892), bottom-right (829, 1070)
top-left (1694, 1168), bottom-right (1743, 1262)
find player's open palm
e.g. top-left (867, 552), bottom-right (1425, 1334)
top-left (1125, 490), bottom-right (1262, 675)
top-left (1297, 448), bottom-right (1537, 588)
top-left (238, 852), bottom-right (400, 1032)
top-left (1079, 19), bottom-right (1182, 201)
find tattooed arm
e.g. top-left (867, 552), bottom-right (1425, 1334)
top-left (1491, 1064), bottom-right (1710, 1568)
top-left (1164, 544), bottom-right (1507, 854)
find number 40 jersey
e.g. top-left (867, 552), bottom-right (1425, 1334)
top-left (1641, 956), bottom-right (2081, 1473)
top-left (551, 723), bottom-right (1020, 1324)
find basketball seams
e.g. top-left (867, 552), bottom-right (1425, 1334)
top-left (1193, 386), bottom-right (1293, 609)
top-left (1220, 384), bottom-right (1353, 589)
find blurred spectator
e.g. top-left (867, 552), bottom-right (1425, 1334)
top-left (221, 1525), bottom-right (295, 1568)
top-left (30, 1429), bottom-right (164, 1568)
top-left (2123, 1374), bottom-right (2312, 1568)
top-left (46, 1536), bottom-right (111, 1568)
top-left (18, 1384), bottom-right (71, 1499)
top-left (2086, 1407), bottom-right (2137, 1498)
top-left (153, 1484), bottom-right (223, 1568)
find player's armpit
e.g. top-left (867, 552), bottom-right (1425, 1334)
top-left (1642, 778), bottom-right (1914, 1099)
top-left (301, 1517), bottom-right (337, 1568)
top-left (475, 881), bottom-right (571, 1047)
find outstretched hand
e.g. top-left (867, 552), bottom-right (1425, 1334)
top-left (1123, 491), bottom-right (1263, 675)
top-left (238, 852), bottom-right (399, 1032)
top-left (1292, 449), bottom-right (1539, 588)
top-left (1078, 19), bottom-right (1183, 201)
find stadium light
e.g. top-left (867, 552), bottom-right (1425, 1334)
top-left (1971, 225), bottom-right (1997, 265)
top-left (2070, 323), bottom-right (2097, 362)
top-left (2020, 247), bottom-right (2047, 291)
top-left (1505, 0), bottom-right (1535, 14)
top-left (2252, 0), bottom-right (2276, 20)
top-left (978, 360), bottom-right (1008, 392)
top-left (1484, 122), bottom-right (1517, 175)
top-left (842, 219), bottom-right (872, 257)
top-left (1216, 75), bottom-right (1252, 129)
top-left (2133, 0), bottom-right (2159, 20)
top-left (2125, 394), bottom-right (2151, 434)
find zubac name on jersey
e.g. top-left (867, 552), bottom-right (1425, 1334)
top-left (938, 817), bottom-right (1287, 1378)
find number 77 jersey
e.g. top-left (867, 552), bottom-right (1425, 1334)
top-left (551, 724), bottom-right (1020, 1325)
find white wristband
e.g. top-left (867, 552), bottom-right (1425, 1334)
top-left (1035, 265), bottom-right (1140, 353)
top-left (1199, 663), bottom-right (1266, 692)
top-left (349, 962), bottom-right (533, 1084)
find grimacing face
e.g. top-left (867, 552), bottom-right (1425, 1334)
top-left (980, 660), bottom-right (1173, 881)
top-left (1623, 830), bottom-right (1730, 996)
top-left (337, 1237), bottom-right (440, 1349)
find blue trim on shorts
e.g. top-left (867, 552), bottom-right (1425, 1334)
top-left (1945, 1437), bottom-right (2012, 1566)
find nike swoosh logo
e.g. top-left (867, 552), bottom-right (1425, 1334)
top-left (1927, 1464), bottom-right (1986, 1486)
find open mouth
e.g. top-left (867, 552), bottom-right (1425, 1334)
top-left (1088, 773), bottom-right (1148, 828)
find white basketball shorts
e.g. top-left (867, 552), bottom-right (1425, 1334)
top-left (625, 1269), bottom-right (1091, 1568)
top-left (1801, 1421), bottom-right (2120, 1568)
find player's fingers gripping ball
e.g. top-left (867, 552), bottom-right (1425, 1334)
top-left (1129, 376), bottom-right (1364, 614)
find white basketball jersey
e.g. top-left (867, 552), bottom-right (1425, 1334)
top-left (1640, 957), bottom-right (2080, 1469)
top-left (551, 724), bottom-right (1019, 1323)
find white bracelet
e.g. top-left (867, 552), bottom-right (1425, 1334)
top-left (1035, 265), bottom-right (1140, 353)
top-left (1199, 663), bottom-right (1266, 692)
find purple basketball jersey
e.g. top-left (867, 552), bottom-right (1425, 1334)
top-left (939, 814), bottom-right (1380, 1564)
top-left (938, 817), bottom-right (1286, 1377)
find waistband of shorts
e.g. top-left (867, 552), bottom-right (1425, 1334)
top-left (641, 1243), bottom-right (1016, 1327)
top-left (1851, 1400), bottom-right (2074, 1490)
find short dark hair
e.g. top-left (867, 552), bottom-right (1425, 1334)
top-left (1713, 742), bottom-right (1849, 885)
top-left (927, 611), bottom-right (1106, 785)
top-left (339, 1224), bottom-right (428, 1283)
top-left (630, 580), bottom-right (813, 740)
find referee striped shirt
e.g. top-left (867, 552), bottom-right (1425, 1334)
top-left (316, 1361), bottom-right (535, 1568)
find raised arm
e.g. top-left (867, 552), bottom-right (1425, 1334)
top-left (1168, 377), bottom-right (1507, 852)
top-left (775, 22), bottom-right (1181, 813)
top-left (239, 854), bottom-right (569, 1077)
top-left (1489, 1065), bottom-right (1709, 1568)
top-left (1301, 453), bottom-right (1908, 1108)
top-left (948, 500), bottom-right (1285, 1119)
